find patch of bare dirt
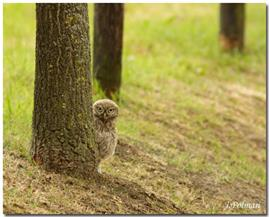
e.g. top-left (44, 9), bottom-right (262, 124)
top-left (189, 171), bottom-right (266, 213)
top-left (3, 149), bottom-right (183, 214)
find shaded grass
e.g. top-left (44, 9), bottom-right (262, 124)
top-left (4, 3), bottom-right (266, 214)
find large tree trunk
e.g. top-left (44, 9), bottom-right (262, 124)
top-left (220, 3), bottom-right (245, 51)
top-left (31, 3), bottom-right (98, 178)
top-left (93, 3), bottom-right (124, 99)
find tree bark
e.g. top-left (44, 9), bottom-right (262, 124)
top-left (220, 3), bottom-right (245, 51)
top-left (31, 3), bottom-right (98, 178)
top-left (93, 3), bottom-right (124, 99)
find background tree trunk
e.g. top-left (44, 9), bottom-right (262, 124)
top-left (220, 3), bottom-right (245, 51)
top-left (31, 3), bottom-right (98, 178)
top-left (93, 3), bottom-right (124, 99)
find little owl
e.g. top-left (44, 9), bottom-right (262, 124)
top-left (93, 99), bottom-right (119, 173)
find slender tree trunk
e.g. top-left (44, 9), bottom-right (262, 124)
top-left (31, 3), bottom-right (98, 178)
top-left (220, 3), bottom-right (245, 51)
top-left (93, 3), bottom-right (124, 99)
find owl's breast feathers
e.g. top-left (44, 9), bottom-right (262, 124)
top-left (94, 118), bottom-right (117, 160)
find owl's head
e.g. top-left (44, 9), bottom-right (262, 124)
top-left (93, 99), bottom-right (119, 121)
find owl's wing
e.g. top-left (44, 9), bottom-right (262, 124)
top-left (95, 131), bottom-right (108, 151)
top-left (94, 131), bottom-right (103, 144)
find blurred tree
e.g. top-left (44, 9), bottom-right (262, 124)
top-left (31, 3), bottom-right (98, 177)
top-left (220, 3), bottom-right (245, 51)
top-left (93, 3), bottom-right (124, 99)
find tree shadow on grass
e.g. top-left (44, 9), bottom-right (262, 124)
top-left (87, 173), bottom-right (184, 214)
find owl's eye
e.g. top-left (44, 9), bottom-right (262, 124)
top-left (108, 108), bottom-right (114, 113)
top-left (97, 106), bottom-right (103, 112)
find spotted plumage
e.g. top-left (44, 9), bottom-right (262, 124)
top-left (93, 99), bottom-right (119, 173)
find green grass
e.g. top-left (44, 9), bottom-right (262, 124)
top-left (4, 3), bottom-right (266, 214)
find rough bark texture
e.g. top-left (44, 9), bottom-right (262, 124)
top-left (220, 3), bottom-right (245, 51)
top-left (31, 3), bottom-right (98, 178)
top-left (93, 3), bottom-right (124, 99)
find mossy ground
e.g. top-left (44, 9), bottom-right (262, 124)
top-left (4, 3), bottom-right (266, 214)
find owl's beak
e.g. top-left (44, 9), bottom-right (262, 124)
top-left (103, 113), bottom-right (108, 120)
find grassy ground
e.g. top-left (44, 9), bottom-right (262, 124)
top-left (4, 3), bottom-right (266, 214)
